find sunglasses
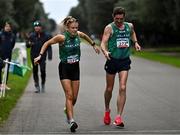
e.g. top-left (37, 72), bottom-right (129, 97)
top-left (33, 22), bottom-right (41, 27)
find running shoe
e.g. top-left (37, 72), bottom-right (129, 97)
top-left (34, 85), bottom-right (40, 93)
top-left (70, 121), bottom-right (78, 132)
top-left (103, 110), bottom-right (111, 125)
top-left (113, 115), bottom-right (124, 127)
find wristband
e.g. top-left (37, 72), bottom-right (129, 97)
top-left (39, 53), bottom-right (43, 57)
top-left (134, 41), bottom-right (138, 43)
top-left (91, 42), bottom-right (95, 46)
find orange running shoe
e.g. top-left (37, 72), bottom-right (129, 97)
top-left (113, 115), bottom-right (124, 127)
top-left (103, 110), bottom-right (111, 125)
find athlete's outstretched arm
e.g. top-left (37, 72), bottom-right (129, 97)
top-left (78, 31), bottom-right (100, 54)
top-left (34, 34), bottom-right (65, 64)
top-left (78, 31), bottom-right (95, 46)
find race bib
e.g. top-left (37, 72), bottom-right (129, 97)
top-left (117, 38), bottom-right (130, 48)
top-left (67, 54), bottom-right (79, 64)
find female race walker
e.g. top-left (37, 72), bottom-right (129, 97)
top-left (34, 16), bottom-right (100, 132)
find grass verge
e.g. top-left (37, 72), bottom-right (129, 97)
top-left (133, 47), bottom-right (180, 68)
top-left (0, 48), bottom-right (32, 125)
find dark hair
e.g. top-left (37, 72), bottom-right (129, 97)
top-left (4, 21), bottom-right (12, 27)
top-left (113, 7), bottom-right (125, 17)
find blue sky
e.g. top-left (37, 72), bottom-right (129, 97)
top-left (40, 0), bottom-right (78, 23)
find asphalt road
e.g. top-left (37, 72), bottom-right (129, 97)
top-left (0, 44), bottom-right (180, 134)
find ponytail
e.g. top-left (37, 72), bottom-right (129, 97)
top-left (59, 16), bottom-right (72, 33)
top-left (59, 16), bottom-right (78, 33)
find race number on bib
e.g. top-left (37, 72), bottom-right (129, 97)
top-left (67, 54), bottom-right (79, 64)
top-left (117, 38), bottom-right (130, 48)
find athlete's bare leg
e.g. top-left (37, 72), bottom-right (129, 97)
top-left (104, 73), bottom-right (115, 111)
top-left (117, 71), bottom-right (128, 115)
top-left (61, 79), bottom-right (74, 120)
top-left (71, 80), bottom-right (80, 105)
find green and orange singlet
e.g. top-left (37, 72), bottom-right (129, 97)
top-left (108, 22), bottom-right (132, 59)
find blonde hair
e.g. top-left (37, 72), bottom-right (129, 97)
top-left (59, 16), bottom-right (78, 33)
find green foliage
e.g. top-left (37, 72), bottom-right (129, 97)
top-left (71, 0), bottom-right (180, 46)
top-left (48, 19), bottom-right (57, 32)
top-left (115, 0), bottom-right (139, 21)
top-left (115, 0), bottom-right (180, 46)
top-left (13, 0), bottom-right (37, 30)
top-left (85, 0), bottom-right (118, 36)
top-left (0, 0), bottom-right (56, 32)
top-left (0, 0), bottom-right (17, 28)
top-left (69, 6), bottom-right (88, 33)
top-left (70, 0), bottom-right (118, 36)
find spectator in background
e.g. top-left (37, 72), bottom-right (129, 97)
top-left (0, 22), bottom-right (16, 90)
top-left (26, 20), bottom-right (52, 93)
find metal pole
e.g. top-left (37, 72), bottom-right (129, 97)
top-left (0, 59), bottom-right (9, 98)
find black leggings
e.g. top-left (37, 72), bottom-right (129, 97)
top-left (31, 58), bottom-right (46, 86)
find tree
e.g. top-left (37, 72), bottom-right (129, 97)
top-left (0, 0), bottom-right (17, 29)
top-left (48, 19), bottom-right (56, 32)
top-left (69, 0), bottom-right (118, 37)
top-left (13, 0), bottom-right (39, 31)
top-left (85, 0), bottom-right (118, 37)
top-left (115, 0), bottom-right (180, 46)
top-left (69, 1), bottom-right (88, 33)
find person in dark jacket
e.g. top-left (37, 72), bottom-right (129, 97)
top-left (0, 22), bottom-right (16, 90)
top-left (26, 20), bottom-right (52, 93)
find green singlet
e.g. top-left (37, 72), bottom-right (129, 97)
top-left (108, 22), bottom-right (132, 59)
top-left (59, 31), bottom-right (81, 63)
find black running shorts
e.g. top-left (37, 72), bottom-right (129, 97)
top-left (59, 62), bottom-right (80, 80)
top-left (104, 57), bottom-right (131, 74)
